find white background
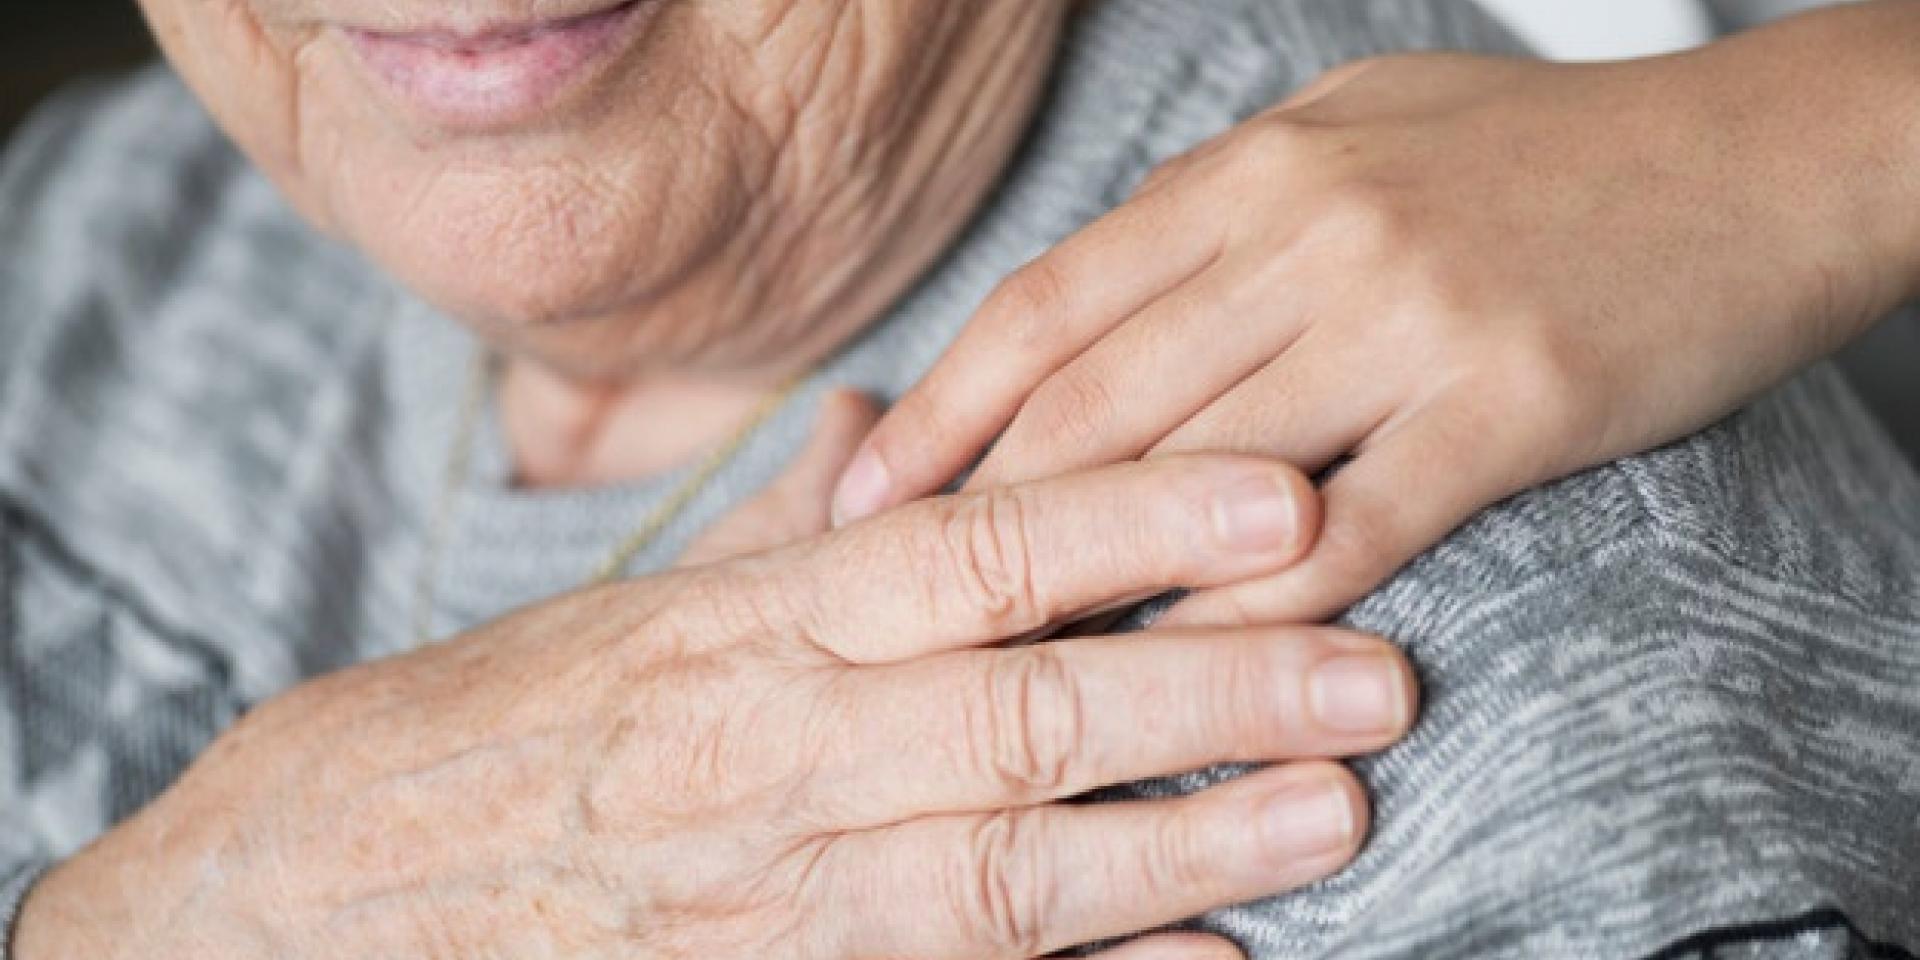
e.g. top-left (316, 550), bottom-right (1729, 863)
top-left (1475, 0), bottom-right (1713, 59)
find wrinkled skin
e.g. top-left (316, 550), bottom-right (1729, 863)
top-left (18, 447), bottom-right (1418, 959)
top-left (16, 1), bottom-right (1418, 956)
top-left (133, 0), bottom-right (1063, 383)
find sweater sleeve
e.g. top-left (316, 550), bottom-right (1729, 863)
top-left (0, 92), bottom-right (79, 957)
top-left (1, 81), bottom-right (262, 932)
top-left (0, 71), bottom-right (339, 956)
top-left (0, 499), bottom-right (248, 958)
top-left (0, 84), bottom-right (96, 402)
top-left (1, 502), bottom-right (48, 956)
top-left (1099, 367), bottom-right (1920, 958)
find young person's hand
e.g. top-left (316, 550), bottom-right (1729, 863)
top-left (835, 7), bottom-right (1920, 626)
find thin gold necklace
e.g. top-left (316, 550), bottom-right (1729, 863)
top-left (412, 350), bottom-right (804, 645)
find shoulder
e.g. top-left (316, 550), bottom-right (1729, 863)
top-left (1046, 0), bottom-right (1526, 185)
top-left (1321, 365), bottom-right (1920, 951)
top-left (1359, 362), bottom-right (1920, 636)
top-left (1115, 365), bottom-right (1920, 955)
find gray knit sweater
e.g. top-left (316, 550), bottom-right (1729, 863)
top-left (3, 0), bottom-right (1918, 956)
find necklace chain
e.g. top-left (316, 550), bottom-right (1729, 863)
top-left (412, 350), bottom-right (803, 645)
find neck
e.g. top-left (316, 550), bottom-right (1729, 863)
top-left (495, 4), bottom-right (1073, 489)
top-left (499, 360), bottom-right (785, 490)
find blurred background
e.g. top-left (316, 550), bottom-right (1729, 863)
top-left (0, 2), bottom-right (151, 136)
top-left (2, 0), bottom-right (1912, 458)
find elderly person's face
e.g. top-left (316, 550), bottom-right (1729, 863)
top-left (133, 0), bottom-right (1066, 380)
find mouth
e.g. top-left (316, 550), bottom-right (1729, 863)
top-left (340, 0), bottom-right (655, 131)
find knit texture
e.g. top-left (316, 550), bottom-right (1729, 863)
top-left (2, 0), bottom-right (1916, 955)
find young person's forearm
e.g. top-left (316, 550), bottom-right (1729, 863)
top-left (1705, 1), bottom-right (1920, 325)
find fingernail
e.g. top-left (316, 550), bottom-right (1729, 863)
top-left (1260, 780), bottom-right (1356, 862)
top-left (831, 448), bottom-right (890, 528)
top-left (1210, 471), bottom-right (1301, 552)
top-left (1308, 654), bottom-right (1409, 736)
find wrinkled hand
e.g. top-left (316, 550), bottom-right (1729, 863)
top-left (834, 42), bottom-right (1920, 627)
top-left (17, 447), bottom-right (1417, 960)
top-left (689, 393), bottom-right (1308, 960)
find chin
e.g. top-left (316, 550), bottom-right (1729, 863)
top-left (382, 234), bottom-right (767, 384)
top-left (339, 152), bottom-right (748, 329)
top-left (399, 244), bottom-right (646, 331)
top-left (399, 250), bottom-right (693, 382)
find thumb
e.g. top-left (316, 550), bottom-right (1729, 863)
top-left (679, 389), bottom-right (883, 567)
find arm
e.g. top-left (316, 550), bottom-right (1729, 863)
top-left (0, 497), bottom-right (253, 959)
top-left (1711, 0), bottom-right (1920, 312)
top-left (836, 0), bottom-right (1920, 626)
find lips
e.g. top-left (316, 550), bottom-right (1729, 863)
top-left (341, 0), bottom-right (652, 130)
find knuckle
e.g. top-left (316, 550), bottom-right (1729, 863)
top-left (987, 260), bottom-right (1075, 347)
top-left (1142, 802), bottom-right (1215, 903)
top-left (1370, 272), bottom-right (1488, 371)
top-left (1475, 337), bottom-right (1597, 475)
top-left (1287, 53), bottom-right (1419, 111)
top-left (938, 489), bottom-right (1044, 632)
top-left (1208, 635), bottom-right (1286, 740)
top-left (1177, 403), bottom-right (1283, 459)
top-left (958, 811), bottom-right (1052, 956)
top-left (1497, 331), bottom-right (1587, 428)
top-left (1308, 55), bottom-right (1391, 92)
top-left (1218, 119), bottom-right (1308, 186)
top-left (974, 647), bottom-right (1088, 797)
top-left (1321, 54), bottom-right (1387, 84)
top-left (1135, 151), bottom-right (1191, 194)
top-left (1317, 182), bottom-right (1409, 259)
top-left (1336, 182), bottom-right (1413, 243)
top-left (1019, 369), bottom-right (1118, 453)
top-left (870, 389), bottom-right (946, 466)
top-left (1396, 255), bottom-right (1488, 336)
top-left (673, 565), bottom-right (800, 646)
top-left (1245, 114), bottom-right (1314, 154)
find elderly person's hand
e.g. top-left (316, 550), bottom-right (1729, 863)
top-left (15, 452), bottom-right (1416, 960)
top-left (834, 4), bottom-right (1920, 627)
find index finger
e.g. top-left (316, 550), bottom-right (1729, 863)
top-left (830, 175), bottom-right (1223, 527)
top-left (783, 454), bottom-right (1320, 664)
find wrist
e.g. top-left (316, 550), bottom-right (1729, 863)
top-left (1701, 3), bottom-right (1920, 321)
